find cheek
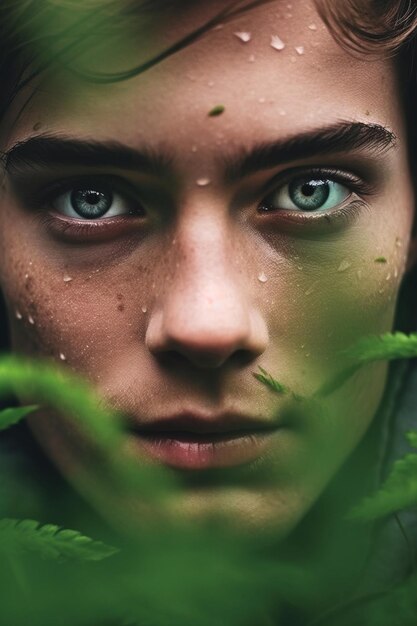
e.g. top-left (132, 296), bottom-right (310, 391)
top-left (263, 212), bottom-right (410, 393)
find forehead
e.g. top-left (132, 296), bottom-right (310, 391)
top-left (2, 0), bottom-right (400, 152)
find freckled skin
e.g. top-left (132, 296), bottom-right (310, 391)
top-left (0, 0), bottom-right (416, 536)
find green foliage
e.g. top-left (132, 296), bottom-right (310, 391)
top-left (0, 405), bottom-right (38, 431)
top-left (253, 366), bottom-right (288, 394)
top-left (349, 436), bottom-right (417, 522)
top-left (1, 332), bottom-right (417, 624)
top-left (344, 332), bottom-right (417, 363)
top-left (0, 519), bottom-right (118, 562)
top-left (316, 332), bottom-right (417, 398)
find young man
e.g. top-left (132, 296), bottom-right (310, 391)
top-left (0, 0), bottom-right (417, 618)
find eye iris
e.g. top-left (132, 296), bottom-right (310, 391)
top-left (289, 178), bottom-right (330, 211)
top-left (71, 188), bottom-right (113, 219)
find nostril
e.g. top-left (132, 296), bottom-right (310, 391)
top-left (155, 347), bottom-right (256, 370)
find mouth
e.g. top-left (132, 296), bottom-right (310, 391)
top-left (125, 414), bottom-right (281, 470)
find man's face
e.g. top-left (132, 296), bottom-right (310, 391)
top-left (0, 0), bottom-right (414, 535)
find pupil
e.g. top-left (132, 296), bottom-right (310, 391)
top-left (301, 183), bottom-right (316, 197)
top-left (289, 178), bottom-right (330, 211)
top-left (71, 188), bottom-right (113, 219)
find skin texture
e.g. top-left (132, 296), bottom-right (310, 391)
top-left (0, 0), bottom-right (416, 537)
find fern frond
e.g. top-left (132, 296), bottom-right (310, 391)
top-left (349, 452), bottom-right (417, 522)
top-left (344, 332), bottom-right (417, 363)
top-left (0, 405), bottom-right (39, 431)
top-left (0, 519), bottom-right (119, 561)
top-left (253, 367), bottom-right (288, 394)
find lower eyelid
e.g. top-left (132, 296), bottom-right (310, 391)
top-left (256, 198), bottom-right (367, 232)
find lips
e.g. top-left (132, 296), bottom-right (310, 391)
top-left (125, 413), bottom-right (281, 470)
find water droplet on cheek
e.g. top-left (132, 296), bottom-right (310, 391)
top-left (270, 35), bottom-right (285, 51)
top-left (196, 178), bottom-right (211, 187)
top-left (63, 274), bottom-right (73, 283)
top-left (337, 260), bottom-right (351, 272)
top-left (295, 46), bottom-right (305, 55)
top-left (15, 309), bottom-right (23, 320)
top-left (234, 31), bottom-right (252, 43)
top-left (28, 315), bottom-right (35, 325)
top-left (141, 306), bottom-right (148, 314)
top-left (59, 353), bottom-right (66, 361)
top-left (258, 272), bottom-right (268, 283)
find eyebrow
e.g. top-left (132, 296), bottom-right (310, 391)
top-left (3, 122), bottom-right (396, 183)
top-left (3, 135), bottom-right (174, 178)
top-left (224, 122), bottom-right (396, 183)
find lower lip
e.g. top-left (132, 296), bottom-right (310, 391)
top-left (130, 430), bottom-right (278, 470)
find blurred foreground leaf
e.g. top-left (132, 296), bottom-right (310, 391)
top-left (0, 405), bottom-right (38, 431)
top-left (349, 432), bottom-right (417, 522)
top-left (0, 518), bottom-right (119, 562)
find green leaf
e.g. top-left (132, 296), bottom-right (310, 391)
top-left (344, 332), bottom-right (417, 363)
top-left (0, 519), bottom-right (119, 562)
top-left (407, 431), bottom-right (417, 449)
top-left (349, 452), bottom-right (417, 522)
top-left (208, 104), bottom-right (225, 116)
top-left (253, 367), bottom-right (288, 394)
top-left (0, 405), bottom-right (39, 431)
top-left (374, 256), bottom-right (387, 263)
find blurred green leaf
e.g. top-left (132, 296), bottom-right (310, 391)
top-left (349, 448), bottom-right (417, 522)
top-left (0, 518), bottom-right (119, 562)
top-left (0, 405), bottom-right (39, 431)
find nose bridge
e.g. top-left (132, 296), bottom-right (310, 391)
top-left (146, 207), bottom-right (268, 367)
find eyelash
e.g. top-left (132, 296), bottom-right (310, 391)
top-left (32, 166), bottom-right (371, 240)
top-left (259, 167), bottom-right (371, 206)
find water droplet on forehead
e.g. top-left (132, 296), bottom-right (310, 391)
top-left (271, 35), bottom-right (285, 51)
top-left (295, 46), bottom-right (305, 55)
top-left (196, 178), bottom-right (211, 187)
top-left (258, 272), bottom-right (268, 283)
top-left (63, 274), bottom-right (73, 283)
top-left (141, 306), bottom-right (148, 314)
top-left (337, 260), bottom-right (351, 272)
top-left (15, 309), bottom-right (22, 320)
top-left (234, 31), bottom-right (251, 43)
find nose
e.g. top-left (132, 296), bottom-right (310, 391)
top-left (145, 215), bottom-right (268, 369)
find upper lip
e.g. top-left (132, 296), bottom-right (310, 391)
top-left (125, 413), bottom-right (280, 436)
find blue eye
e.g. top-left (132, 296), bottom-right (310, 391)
top-left (52, 185), bottom-right (135, 220)
top-left (261, 176), bottom-right (351, 213)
